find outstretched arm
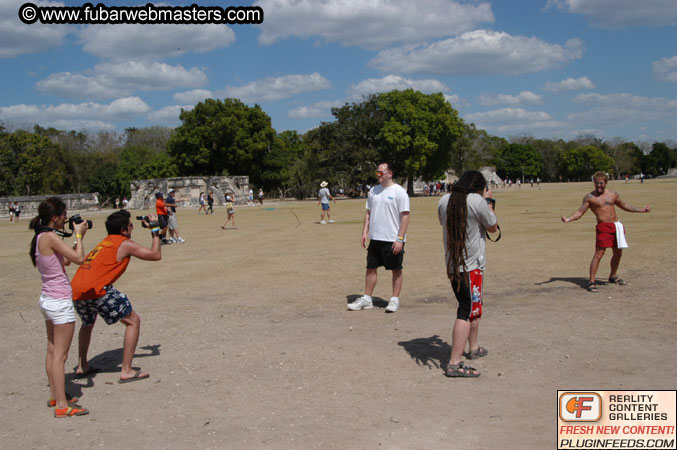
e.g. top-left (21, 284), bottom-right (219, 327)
top-left (615, 197), bottom-right (650, 213)
top-left (562, 195), bottom-right (591, 223)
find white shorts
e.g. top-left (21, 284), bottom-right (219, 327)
top-left (168, 214), bottom-right (178, 230)
top-left (39, 294), bottom-right (76, 324)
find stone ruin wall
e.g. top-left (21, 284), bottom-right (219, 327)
top-left (413, 166), bottom-right (501, 194)
top-left (129, 175), bottom-right (249, 210)
top-left (1, 193), bottom-right (100, 218)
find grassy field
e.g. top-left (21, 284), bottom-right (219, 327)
top-left (1, 178), bottom-right (675, 449)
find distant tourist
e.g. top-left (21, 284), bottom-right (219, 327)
top-left (317, 181), bottom-right (335, 224)
top-left (198, 192), bottom-right (208, 214)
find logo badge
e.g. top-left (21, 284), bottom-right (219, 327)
top-left (559, 392), bottom-right (602, 422)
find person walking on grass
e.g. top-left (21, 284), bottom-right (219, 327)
top-left (348, 162), bottom-right (410, 313)
top-left (318, 181), bottom-right (335, 224)
top-left (221, 192), bottom-right (237, 229)
top-left (438, 170), bottom-right (498, 378)
top-left (29, 197), bottom-right (90, 417)
top-left (198, 192), bottom-right (208, 214)
top-left (561, 171), bottom-right (650, 293)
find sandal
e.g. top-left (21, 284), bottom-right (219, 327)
top-left (54, 405), bottom-right (89, 418)
top-left (587, 282), bottom-right (599, 292)
top-left (47, 393), bottom-right (79, 408)
top-left (463, 347), bottom-right (488, 360)
top-left (608, 276), bottom-right (626, 285)
top-left (444, 361), bottom-right (480, 378)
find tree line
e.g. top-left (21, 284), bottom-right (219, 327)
top-left (2, 89), bottom-right (676, 202)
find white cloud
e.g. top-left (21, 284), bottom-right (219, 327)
top-left (36, 62), bottom-right (208, 100)
top-left (543, 76), bottom-right (595, 92)
top-left (370, 30), bottom-right (584, 75)
top-left (0, 97), bottom-right (150, 130)
top-left (572, 93), bottom-right (677, 110)
top-left (568, 93), bottom-right (677, 128)
top-left (288, 100), bottom-right (345, 119)
top-left (444, 94), bottom-right (470, 109)
top-left (147, 105), bottom-right (193, 125)
top-left (348, 75), bottom-right (448, 98)
top-left (464, 107), bottom-right (568, 133)
top-left (0, 0), bottom-right (70, 58)
top-left (546, 0), bottom-right (677, 27)
top-left (256, 0), bottom-right (494, 49)
top-left (220, 73), bottom-right (331, 102)
top-left (173, 89), bottom-right (214, 104)
top-left (653, 56), bottom-right (677, 82)
top-left (79, 24), bottom-right (235, 60)
top-left (478, 91), bottom-right (542, 106)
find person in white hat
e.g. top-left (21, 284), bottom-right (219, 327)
top-left (317, 181), bottom-right (335, 224)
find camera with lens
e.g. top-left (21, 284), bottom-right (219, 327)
top-left (136, 216), bottom-right (159, 228)
top-left (67, 214), bottom-right (92, 230)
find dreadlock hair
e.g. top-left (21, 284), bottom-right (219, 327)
top-left (445, 170), bottom-right (487, 287)
top-left (28, 197), bottom-right (67, 267)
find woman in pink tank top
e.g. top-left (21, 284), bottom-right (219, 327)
top-left (29, 197), bottom-right (90, 418)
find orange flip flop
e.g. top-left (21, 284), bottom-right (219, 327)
top-left (54, 406), bottom-right (89, 418)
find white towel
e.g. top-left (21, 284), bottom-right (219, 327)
top-left (615, 221), bottom-right (628, 248)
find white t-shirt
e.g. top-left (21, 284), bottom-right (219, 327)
top-left (318, 187), bottom-right (331, 204)
top-left (438, 193), bottom-right (496, 272)
top-left (366, 183), bottom-right (410, 242)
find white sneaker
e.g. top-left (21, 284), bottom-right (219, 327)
top-left (385, 297), bottom-right (400, 313)
top-left (328, 220), bottom-right (335, 223)
top-left (169, 238), bottom-right (177, 243)
top-left (347, 295), bottom-right (373, 311)
top-left (320, 220), bottom-right (327, 224)
top-left (177, 237), bottom-right (186, 243)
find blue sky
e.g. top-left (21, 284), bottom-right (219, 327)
top-left (1, 0), bottom-right (677, 144)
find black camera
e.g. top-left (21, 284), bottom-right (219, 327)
top-left (67, 214), bottom-right (92, 230)
top-left (485, 198), bottom-right (496, 209)
top-left (136, 216), bottom-right (159, 228)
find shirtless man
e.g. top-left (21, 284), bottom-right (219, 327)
top-left (561, 171), bottom-right (650, 292)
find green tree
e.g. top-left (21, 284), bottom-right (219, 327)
top-left (560, 145), bottom-right (614, 181)
top-left (168, 98), bottom-right (276, 186)
top-left (650, 142), bottom-right (676, 175)
top-left (0, 130), bottom-right (61, 196)
top-left (376, 89), bottom-right (464, 193)
top-left (493, 143), bottom-right (541, 181)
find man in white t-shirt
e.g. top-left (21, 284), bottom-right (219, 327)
top-left (317, 181), bottom-right (335, 224)
top-left (348, 162), bottom-right (410, 313)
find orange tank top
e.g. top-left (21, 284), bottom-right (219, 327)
top-left (71, 234), bottom-right (131, 301)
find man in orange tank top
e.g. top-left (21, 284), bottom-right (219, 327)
top-left (71, 210), bottom-right (162, 383)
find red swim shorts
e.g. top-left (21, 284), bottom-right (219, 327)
top-left (595, 222), bottom-right (617, 248)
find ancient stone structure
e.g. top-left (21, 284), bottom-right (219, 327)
top-left (413, 166), bottom-right (501, 194)
top-left (129, 176), bottom-right (249, 209)
top-left (1, 193), bottom-right (100, 218)
top-left (480, 166), bottom-right (502, 186)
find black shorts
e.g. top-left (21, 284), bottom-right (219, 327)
top-left (366, 240), bottom-right (404, 270)
top-left (158, 214), bottom-right (168, 228)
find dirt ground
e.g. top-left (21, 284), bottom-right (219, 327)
top-left (1, 179), bottom-right (676, 450)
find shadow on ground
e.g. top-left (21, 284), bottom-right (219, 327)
top-left (398, 335), bottom-right (450, 372)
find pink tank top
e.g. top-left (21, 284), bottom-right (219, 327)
top-left (36, 233), bottom-right (72, 299)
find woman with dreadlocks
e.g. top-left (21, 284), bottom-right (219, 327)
top-left (437, 171), bottom-right (498, 377)
top-left (29, 197), bottom-right (90, 417)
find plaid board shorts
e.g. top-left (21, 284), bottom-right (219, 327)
top-left (73, 285), bottom-right (133, 326)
